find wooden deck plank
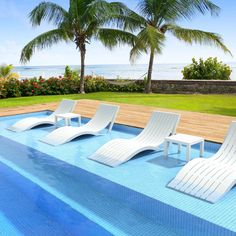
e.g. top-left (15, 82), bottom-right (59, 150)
top-left (0, 99), bottom-right (235, 143)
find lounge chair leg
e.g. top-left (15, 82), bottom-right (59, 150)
top-left (200, 141), bottom-right (204, 157)
top-left (65, 118), bottom-right (69, 126)
top-left (55, 116), bottom-right (58, 128)
top-left (186, 145), bottom-right (190, 162)
top-left (178, 144), bottom-right (181, 153)
top-left (108, 121), bottom-right (114, 133)
top-left (164, 141), bottom-right (169, 158)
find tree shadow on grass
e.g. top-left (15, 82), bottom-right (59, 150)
top-left (209, 107), bottom-right (236, 117)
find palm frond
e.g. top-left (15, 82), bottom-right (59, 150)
top-left (130, 42), bottom-right (147, 64)
top-left (0, 64), bottom-right (13, 78)
top-left (184, 0), bottom-right (220, 16)
top-left (80, 0), bottom-right (141, 31)
top-left (137, 0), bottom-right (220, 23)
top-left (137, 0), bottom-right (184, 22)
top-left (130, 26), bottom-right (165, 62)
top-left (165, 24), bottom-right (232, 55)
top-left (68, 0), bottom-right (119, 33)
top-left (108, 1), bottom-right (147, 30)
top-left (145, 25), bottom-right (165, 50)
top-left (110, 6), bottom-right (147, 32)
top-left (137, 0), bottom-right (154, 19)
top-left (97, 28), bottom-right (137, 49)
top-left (29, 1), bottom-right (68, 27)
top-left (20, 29), bottom-right (70, 63)
top-left (79, 0), bottom-right (113, 29)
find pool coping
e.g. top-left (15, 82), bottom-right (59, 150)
top-left (1, 98), bottom-right (235, 143)
top-left (0, 109), bottom-right (223, 145)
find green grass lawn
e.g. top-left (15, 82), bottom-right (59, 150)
top-left (1, 92), bottom-right (236, 117)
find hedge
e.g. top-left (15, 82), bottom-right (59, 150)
top-left (0, 76), bottom-right (144, 98)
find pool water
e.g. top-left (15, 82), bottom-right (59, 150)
top-left (0, 111), bottom-right (235, 236)
top-left (0, 161), bottom-right (111, 236)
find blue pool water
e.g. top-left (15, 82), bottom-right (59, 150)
top-left (0, 161), bottom-right (111, 236)
top-left (0, 111), bottom-right (236, 236)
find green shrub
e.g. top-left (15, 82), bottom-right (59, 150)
top-left (0, 79), bottom-right (7, 98)
top-left (108, 80), bottom-right (144, 92)
top-left (84, 76), bottom-right (108, 92)
top-left (0, 62), bottom-right (144, 98)
top-left (182, 57), bottom-right (232, 80)
top-left (0, 75), bottom-right (144, 99)
top-left (64, 65), bottom-right (80, 80)
top-left (5, 78), bottom-right (21, 97)
top-left (19, 77), bottom-right (80, 96)
top-left (85, 76), bottom-right (144, 93)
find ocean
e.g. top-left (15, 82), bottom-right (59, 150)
top-left (13, 63), bottom-right (236, 80)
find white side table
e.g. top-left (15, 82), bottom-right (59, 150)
top-left (164, 134), bottom-right (204, 162)
top-left (55, 113), bottom-right (81, 127)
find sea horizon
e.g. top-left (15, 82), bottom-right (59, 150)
top-left (13, 62), bottom-right (236, 81)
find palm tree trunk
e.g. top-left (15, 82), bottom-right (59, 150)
top-left (79, 47), bottom-right (86, 94)
top-left (145, 49), bottom-right (155, 93)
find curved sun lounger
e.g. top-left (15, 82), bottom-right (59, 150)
top-left (7, 99), bottom-right (77, 132)
top-left (89, 111), bottom-right (180, 167)
top-left (40, 103), bottom-right (120, 146)
top-left (168, 121), bottom-right (236, 203)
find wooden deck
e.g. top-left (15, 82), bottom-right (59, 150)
top-left (1, 99), bottom-right (235, 143)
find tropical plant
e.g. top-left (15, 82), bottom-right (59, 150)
top-left (0, 79), bottom-right (7, 98)
top-left (20, 0), bottom-right (135, 93)
top-left (113, 0), bottom-right (232, 93)
top-left (64, 65), bottom-right (80, 80)
top-left (0, 75), bottom-right (144, 98)
top-left (182, 57), bottom-right (232, 80)
top-left (0, 64), bottom-right (19, 80)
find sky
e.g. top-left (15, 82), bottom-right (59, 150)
top-left (0, 0), bottom-right (235, 66)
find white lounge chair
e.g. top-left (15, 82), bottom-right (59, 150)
top-left (40, 103), bottom-right (119, 146)
top-left (168, 121), bottom-right (236, 203)
top-left (89, 111), bottom-right (180, 167)
top-left (7, 99), bottom-right (77, 132)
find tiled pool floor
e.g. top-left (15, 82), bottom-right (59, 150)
top-left (0, 111), bottom-right (236, 235)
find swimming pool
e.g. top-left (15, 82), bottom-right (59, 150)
top-left (0, 111), bottom-right (236, 236)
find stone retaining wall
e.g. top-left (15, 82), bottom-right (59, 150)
top-left (108, 80), bottom-right (236, 94)
top-left (151, 80), bottom-right (236, 94)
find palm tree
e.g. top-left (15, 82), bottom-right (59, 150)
top-left (0, 64), bottom-right (19, 80)
top-left (20, 0), bottom-right (136, 93)
top-left (118, 0), bottom-right (232, 93)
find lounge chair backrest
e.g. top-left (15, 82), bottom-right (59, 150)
top-left (168, 121), bottom-right (236, 203)
top-left (213, 121), bottom-right (236, 165)
top-left (85, 104), bottom-right (120, 132)
top-left (51, 99), bottom-right (77, 117)
top-left (136, 111), bottom-right (180, 145)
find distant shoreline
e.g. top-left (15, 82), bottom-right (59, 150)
top-left (13, 63), bottom-right (236, 80)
